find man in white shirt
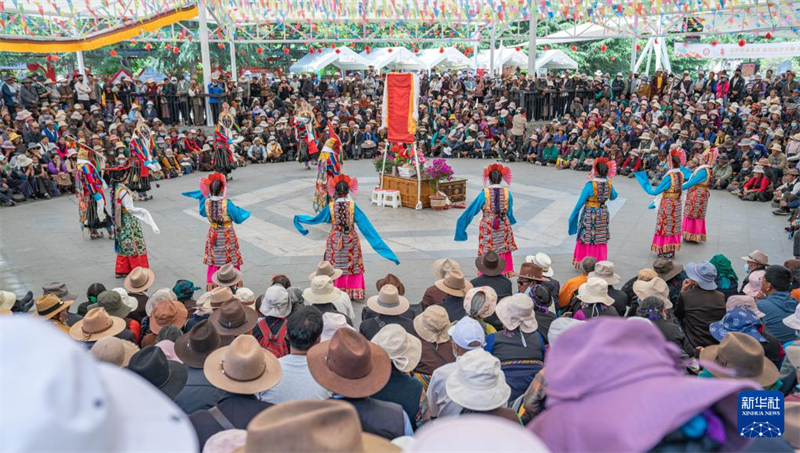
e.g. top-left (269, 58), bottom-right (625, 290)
top-left (258, 306), bottom-right (331, 404)
top-left (427, 317), bottom-right (486, 418)
top-left (74, 74), bottom-right (92, 110)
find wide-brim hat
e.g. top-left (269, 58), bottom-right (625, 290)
top-left (699, 333), bottom-right (779, 388)
top-left (69, 307), bottom-right (126, 342)
top-left (87, 291), bottom-right (133, 319)
top-left (685, 262), bottom-right (718, 291)
top-left (309, 261), bottom-right (343, 281)
top-left (435, 271), bottom-right (473, 297)
top-left (209, 300), bottom-right (259, 337)
top-left (474, 251), bottom-right (506, 277)
top-left (652, 258), bottom-right (683, 281)
top-left (124, 267), bottom-right (155, 293)
top-left (307, 328), bottom-right (391, 398)
top-left (524, 253), bottom-right (554, 277)
top-left (741, 250), bottom-right (769, 266)
top-left (128, 346), bottom-right (188, 399)
top-left (204, 335), bottom-right (282, 395)
top-left (515, 263), bottom-right (550, 282)
top-left (588, 261), bottom-right (621, 285)
top-left (149, 300), bottom-right (189, 335)
top-left (495, 294), bottom-right (538, 333)
top-left (433, 258), bottom-right (461, 279)
top-left (366, 284), bottom-right (410, 316)
top-left (34, 294), bottom-right (74, 320)
top-left (371, 324), bottom-right (422, 373)
top-left (174, 319), bottom-right (226, 368)
top-left (445, 349), bottom-right (511, 411)
top-left (633, 277), bottom-right (672, 309)
top-left (90, 337), bottom-right (139, 367)
top-left (375, 274), bottom-right (405, 296)
top-left (783, 305), bottom-right (800, 331)
top-left (212, 264), bottom-right (243, 288)
top-left (577, 278), bottom-right (615, 306)
top-left (413, 305), bottom-right (451, 344)
top-left (303, 276), bottom-right (342, 305)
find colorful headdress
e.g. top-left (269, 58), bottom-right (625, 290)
top-left (327, 174), bottom-right (359, 197)
top-left (200, 172), bottom-right (227, 198)
top-left (700, 147), bottom-right (719, 166)
top-left (483, 164), bottom-right (512, 185)
top-left (105, 163), bottom-right (131, 182)
top-left (668, 148), bottom-right (687, 169)
top-left (589, 157), bottom-right (617, 180)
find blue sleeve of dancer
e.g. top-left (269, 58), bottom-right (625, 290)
top-left (507, 191), bottom-right (517, 225)
top-left (610, 184), bottom-right (619, 201)
top-left (454, 190), bottom-right (486, 242)
top-left (227, 201), bottom-right (251, 224)
top-left (568, 183), bottom-right (593, 236)
top-left (635, 171), bottom-right (671, 196)
top-left (293, 208), bottom-right (331, 236)
top-left (182, 190), bottom-right (208, 217)
top-left (679, 166), bottom-right (693, 180)
top-left (682, 168), bottom-right (707, 190)
top-left (354, 204), bottom-right (400, 265)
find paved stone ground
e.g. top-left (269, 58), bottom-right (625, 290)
top-left (1, 159), bottom-right (793, 312)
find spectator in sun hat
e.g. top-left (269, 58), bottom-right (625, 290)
top-left (757, 265), bottom-right (799, 343)
top-left (699, 332), bottom-right (781, 390)
top-left (411, 415), bottom-right (549, 453)
top-left (33, 293), bottom-right (74, 333)
top-left (588, 261), bottom-right (627, 316)
top-left (572, 277), bottom-right (618, 320)
top-left (524, 252), bottom-right (559, 305)
top-left (124, 266), bottom-right (156, 322)
top-left (172, 320), bottom-right (229, 414)
top-left (557, 256), bottom-right (595, 311)
top-left (127, 345), bottom-right (188, 401)
top-left (709, 307), bottom-right (783, 367)
top-left (634, 294), bottom-right (694, 358)
top-left (258, 306), bottom-right (331, 405)
top-left (363, 273), bottom-right (414, 321)
top-left (88, 290), bottom-right (141, 342)
top-left (235, 400), bottom-right (400, 453)
top-left (90, 336), bottom-right (139, 368)
top-left (421, 258), bottom-right (462, 308)
top-left (427, 317), bottom-right (485, 419)
top-left (191, 335), bottom-right (280, 446)
top-left (253, 283), bottom-right (291, 358)
top-left (445, 349), bottom-right (517, 423)
top-left (70, 307), bottom-right (135, 346)
top-left (742, 269), bottom-right (766, 300)
top-left (435, 270), bottom-right (474, 322)
top-left (360, 284), bottom-right (415, 341)
top-left (528, 318), bottom-right (759, 453)
top-left (675, 262), bottom-right (726, 350)
top-left (0, 317), bottom-right (198, 453)
top-left (463, 286), bottom-right (498, 334)
top-left (140, 299), bottom-right (188, 347)
top-left (413, 305), bottom-right (456, 380)
top-left (303, 275), bottom-right (352, 325)
top-left (371, 324), bottom-right (426, 427)
top-left (307, 327), bottom-right (411, 439)
top-left (741, 249), bottom-right (769, 292)
top-left (471, 250), bottom-right (513, 303)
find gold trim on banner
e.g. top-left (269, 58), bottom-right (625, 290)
top-left (0, 6), bottom-right (198, 54)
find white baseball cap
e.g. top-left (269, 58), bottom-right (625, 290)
top-left (447, 317), bottom-right (485, 350)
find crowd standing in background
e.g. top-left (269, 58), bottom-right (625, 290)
top-left (2, 64), bottom-right (800, 452)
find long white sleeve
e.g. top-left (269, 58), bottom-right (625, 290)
top-left (120, 190), bottom-right (160, 234)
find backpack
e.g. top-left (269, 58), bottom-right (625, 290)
top-left (256, 318), bottom-right (289, 358)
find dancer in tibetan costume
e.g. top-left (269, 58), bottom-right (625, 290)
top-left (635, 149), bottom-right (686, 258)
top-left (682, 147), bottom-right (718, 243)
top-left (75, 146), bottom-right (113, 240)
top-left (295, 103), bottom-right (317, 170)
top-left (313, 137), bottom-right (342, 213)
top-left (107, 165), bottom-right (160, 277)
top-left (183, 173), bottom-right (251, 290)
top-left (127, 122), bottom-right (160, 200)
top-left (213, 111), bottom-right (238, 179)
top-left (455, 164), bottom-right (517, 276)
top-left (568, 157), bottom-right (619, 267)
top-left (293, 174), bottom-right (399, 300)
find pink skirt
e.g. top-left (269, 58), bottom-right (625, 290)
top-left (573, 242), bottom-right (607, 268)
top-left (476, 252), bottom-right (515, 277)
top-left (682, 217), bottom-right (707, 243)
top-left (206, 264), bottom-right (242, 291)
top-left (335, 273), bottom-right (366, 300)
top-left (651, 234), bottom-right (682, 255)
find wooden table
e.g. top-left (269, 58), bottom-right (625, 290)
top-left (380, 174), bottom-right (468, 209)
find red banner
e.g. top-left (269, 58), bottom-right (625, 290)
top-left (382, 73), bottom-right (417, 144)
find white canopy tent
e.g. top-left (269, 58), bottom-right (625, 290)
top-left (289, 47), bottom-right (370, 73)
top-left (419, 48), bottom-right (477, 71)
top-left (476, 46), bottom-right (529, 70)
top-left (535, 50), bottom-right (579, 71)
top-left (359, 47), bottom-right (427, 71)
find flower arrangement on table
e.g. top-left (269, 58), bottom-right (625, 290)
top-left (373, 152), bottom-right (397, 173)
top-left (423, 158), bottom-right (454, 194)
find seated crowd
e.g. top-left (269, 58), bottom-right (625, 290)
top-left (2, 248), bottom-right (799, 452)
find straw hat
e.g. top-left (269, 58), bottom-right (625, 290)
top-left (209, 300), bottom-right (258, 337)
top-left (371, 324), bottom-right (422, 373)
top-left (303, 276), bottom-right (342, 305)
top-left (588, 261), bottom-right (621, 285)
top-left (212, 264), bottom-right (243, 288)
top-left (204, 335), bottom-right (282, 395)
top-left (524, 253), bottom-right (554, 277)
top-left (435, 270), bottom-right (473, 297)
top-left (445, 349), bottom-right (511, 411)
top-left (174, 319), bottom-right (225, 369)
top-left (433, 258), bottom-right (461, 279)
top-left (309, 261), bottom-right (344, 280)
top-left (89, 337), bottom-right (139, 367)
top-left (699, 332), bottom-right (779, 388)
top-left (124, 266), bottom-right (155, 293)
top-left (413, 305), bottom-right (451, 344)
top-left (307, 328), bottom-right (391, 398)
top-left (34, 293), bottom-right (74, 320)
top-left (495, 294), bottom-right (538, 333)
top-left (232, 400), bottom-right (399, 453)
top-left (69, 307), bottom-right (126, 342)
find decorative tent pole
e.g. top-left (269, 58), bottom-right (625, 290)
top-left (528, 0), bottom-right (537, 78)
top-left (229, 29), bottom-right (238, 78)
top-left (630, 16), bottom-right (639, 72)
top-left (379, 141), bottom-right (390, 189)
top-left (198, 0), bottom-right (214, 127)
top-left (76, 51), bottom-right (86, 76)
top-left (412, 143), bottom-right (422, 210)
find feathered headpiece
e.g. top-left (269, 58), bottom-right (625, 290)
top-left (483, 164), bottom-right (512, 185)
top-left (668, 148), bottom-right (687, 169)
top-left (700, 147), bottom-right (719, 166)
top-left (327, 174), bottom-right (358, 197)
top-left (588, 157), bottom-right (617, 180)
top-left (200, 172), bottom-right (227, 198)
